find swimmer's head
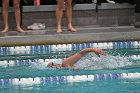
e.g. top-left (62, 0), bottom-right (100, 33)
top-left (47, 62), bottom-right (61, 68)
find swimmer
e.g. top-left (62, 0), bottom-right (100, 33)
top-left (47, 48), bottom-right (105, 69)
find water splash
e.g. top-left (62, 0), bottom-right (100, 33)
top-left (30, 52), bottom-right (138, 70)
top-left (30, 61), bottom-right (50, 70)
top-left (75, 53), bottom-right (134, 70)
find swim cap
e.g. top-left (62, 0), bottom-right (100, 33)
top-left (47, 62), bottom-right (58, 68)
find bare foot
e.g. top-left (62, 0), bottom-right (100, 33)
top-left (17, 27), bottom-right (25, 33)
top-left (68, 26), bottom-right (77, 32)
top-left (2, 27), bottom-right (9, 33)
top-left (57, 28), bottom-right (62, 33)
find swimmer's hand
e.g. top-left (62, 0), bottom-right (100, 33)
top-left (92, 48), bottom-right (106, 56)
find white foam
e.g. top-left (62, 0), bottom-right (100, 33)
top-left (75, 53), bottom-right (134, 70)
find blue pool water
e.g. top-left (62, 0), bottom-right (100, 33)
top-left (0, 41), bottom-right (140, 93)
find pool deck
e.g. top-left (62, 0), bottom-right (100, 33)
top-left (0, 25), bottom-right (140, 47)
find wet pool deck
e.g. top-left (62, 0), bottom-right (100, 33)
top-left (0, 25), bottom-right (140, 47)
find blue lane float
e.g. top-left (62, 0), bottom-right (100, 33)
top-left (0, 73), bottom-right (140, 86)
top-left (0, 54), bottom-right (140, 68)
top-left (0, 41), bottom-right (140, 56)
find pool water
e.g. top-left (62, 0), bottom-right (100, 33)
top-left (0, 79), bottom-right (140, 93)
top-left (0, 41), bottom-right (140, 93)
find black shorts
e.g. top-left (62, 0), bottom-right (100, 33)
top-left (135, 0), bottom-right (140, 13)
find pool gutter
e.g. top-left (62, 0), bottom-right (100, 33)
top-left (0, 26), bottom-right (140, 47)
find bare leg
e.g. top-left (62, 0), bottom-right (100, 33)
top-left (13, 0), bottom-right (25, 32)
top-left (34, 0), bottom-right (36, 5)
top-left (34, 0), bottom-right (40, 6)
top-left (65, 0), bottom-right (77, 32)
top-left (2, 0), bottom-right (9, 33)
top-left (56, 0), bottom-right (64, 33)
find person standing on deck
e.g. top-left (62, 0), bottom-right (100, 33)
top-left (2, 0), bottom-right (25, 33)
top-left (56, 0), bottom-right (77, 33)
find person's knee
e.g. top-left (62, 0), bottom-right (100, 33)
top-left (13, 2), bottom-right (20, 11)
top-left (57, 5), bottom-right (64, 10)
top-left (2, 1), bottom-right (9, 9)
top-left (65, 0), bottom-right (72, 7)
top-left (65, 1), bottom-right (72, 8)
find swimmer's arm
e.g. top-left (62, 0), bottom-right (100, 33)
top-left (61, 48), bottom-right (105, 68)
